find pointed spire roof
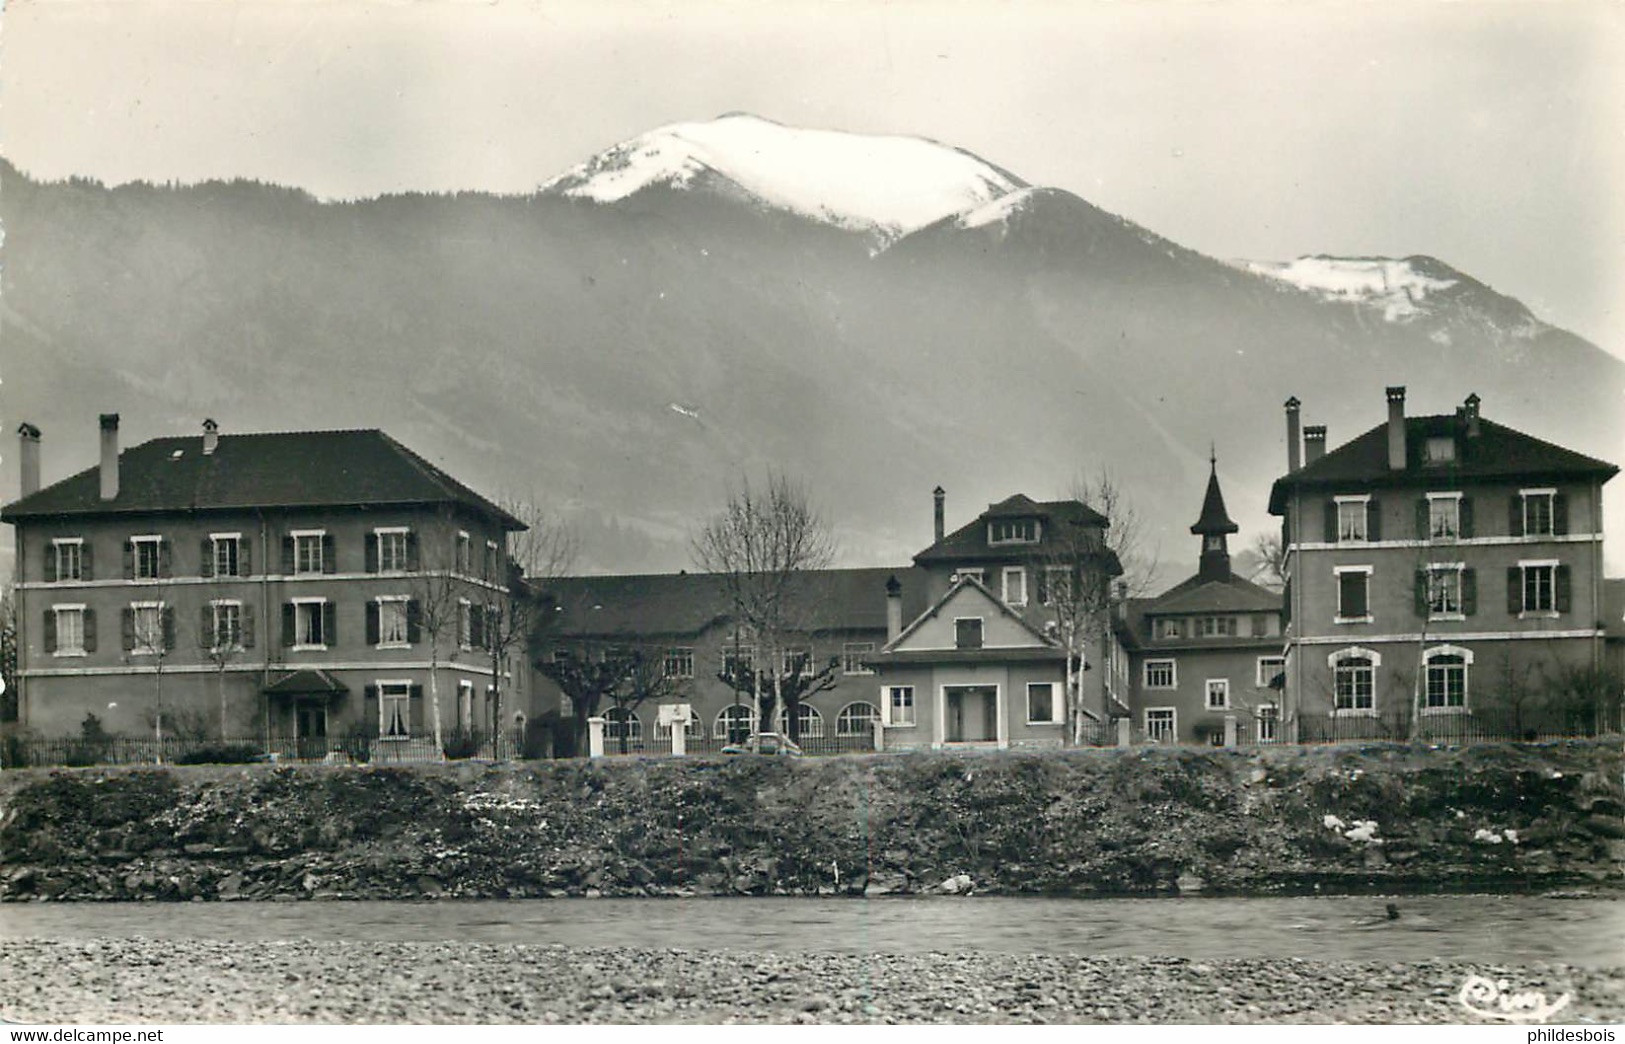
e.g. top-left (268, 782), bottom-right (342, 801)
top-left (1190, 451), bottom-right (1239, 536)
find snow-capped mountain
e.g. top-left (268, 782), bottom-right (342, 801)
top-left (541, 113), bottom-right (1025, 242)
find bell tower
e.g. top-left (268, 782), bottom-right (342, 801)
top-left (1191, 446), bottom-right (1239, 584)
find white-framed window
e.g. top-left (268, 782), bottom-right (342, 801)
top-left (604, 707), bottom-right (642, 743)
top-left (131, 535), bottom-right (163, 580)
top-left (1427, 493), bottom-right (1461, 541)
top-left (1041, 565), bottom-right (1071, 606)
top-left (1334, 565), bottom-right (1373, 623)
top-left (663, 647), bottom-right (695, 679)
top-left (836, 701), bottom-right (880, 736)
top-left (1329, 647), bottom-right (1380, 713)
top-left (1257, 705), bottom-right (1279, 743)
top-left (211, 533), bottom-right (242, 578)
top-left (1423, 645), bottom-right (1473, 712)
top-left (1256, 656), bottom-right (1286, 689)
top-left (458, 599), bottom-right (473, 650)
top-left (883, 685), bottom-right (916, 727)
top-left (722, 643), bottom-right (756, 678)
top-left (1335, 495), bottom-right (1370, 543)
top-left (1521, 489), bottom-right (1556, 536)
top-left (1026, 681), bottom-right (1060, 724)
top-left (376, 527), bottom-right (409, 572)
top-left (1519, 560), bottom-right (1559, 615)
top-left (713, 704), bottom-right (758, 740)
top-left (52, 605), bottom-right (87, 656)
top-left (485, 539), bottom-right (500, 579)
top-left (954, 617), bottom-right (984, 649)
top-left (1002, 567), bottom-right (1028, 606)
top-left (778, 704), bottom-right (825, 738)
top-left (1205, 678), bottom-right (1230, 710)
top-left (51, 538), bottom-right (84, 582)
top-left (1143, 659), bottom-right (1176, 689)
top-left (1145, 708), bottom-right (1176, 743)
top-left (457, 680), bottom-right (474, 730)
top-left (1426, 563), bottom-right (1465, 619)
top-left (456, 531), bottom-right (472, 574)
top-left (209, 600), bottom-right (243, 651)
top-left (780, 647), bottom-right (814, 678)
top-left (377, 596), bottom-right (410, 648)
top-left (293, 597), bottom-right (328, 649)
top-left (1423, 436), bottom-right (1456, 464)
top-left (842, 642), bottom-right (875, 675)
top-left (379, 681), bottom-right (412, 739)
top-left (1197, 616), bottom-right (1237, 637)
top-left (130, 601), bottom-right (164, 654)
top-left (988, 519), bottom-right (1039, 545)
top-left (1154, 618), bottom-right (1182, 640)
top-left (654, 706), bottom-right (701, 739)
top-left (292, 530), bottom-right (325, 575)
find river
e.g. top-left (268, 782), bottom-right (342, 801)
top-left (3, 894), bottom-right (1620, 966)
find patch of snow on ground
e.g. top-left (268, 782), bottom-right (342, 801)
top-left (955, 187), bottom-right (1038, 230)
top-left (544, 113), bottom-right (1023, 239)
top-left (1244, 256), bottom-right (1458, 322)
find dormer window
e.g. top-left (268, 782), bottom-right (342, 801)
top-left (989, 519), bottom-right (1039, 545)
top-left (1424, 436), bottom-right (1456, 464)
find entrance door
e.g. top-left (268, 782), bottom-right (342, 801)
top-left (296, 705), bottom-right (328, 760)
top-left (943, 685), bottom-right (998, 743)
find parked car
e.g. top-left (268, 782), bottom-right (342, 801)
top-left (721, 732), bottom-right (803, 757)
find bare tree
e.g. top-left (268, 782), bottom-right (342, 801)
top-left (1247, 531), bottom-right (1289, 590)
top-left (487, 497), bottom-right (576, 753)
top-left (716, 649), bottom-right (839, 744)
top-left (199, 600), bottom-right (252, 738)
top-left (403, 515), bottom-right (458, 754)
top-left (537, 639), bottom-right (635, 755)
top-left (124, 601), bottom-right (176, 760)
top-left (1, 593), bottom-right (18, 724)
top-left (605, 643), bottom-right (689, 753)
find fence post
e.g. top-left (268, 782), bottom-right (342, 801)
top-left (1115, 717), bottom-right (1132, 747)
top-left (671, 724), bottom-right (686, 757)
top-left (586, 716), bottom-right (606, 759)
top-left (1224, 715), bottom-right (1238, 747)
top-left (873, 716), bottom-right (885, 753)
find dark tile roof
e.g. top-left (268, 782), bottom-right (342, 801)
top-left (915, 494), bottom-right (1118, 571)
top-left (263, 668), bottom-right (349, 696)
top-left (1191, 464), bottom-right (1238, 536)
top-left (1268, 415), bottom-right (1617, 514)
top-left (1, 428), bottom-right (524, 528)
top-left (1147, 574), bottom-right (1283, 615)
top-left (541, 566), bottom-right (932, 640)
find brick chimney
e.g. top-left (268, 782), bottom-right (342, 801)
top-left (202, 418), bottom-right (219, 455)
top-left (1304, 425), bottom-right (1327, 465)
top-left (17, 422), bottom-right (41, 498)
top-left (1386, 386), bottom-right (1407, 470)
top-left (885, 575), bottom-right (903, 643)
top-left (932, 486), bottom-right (945, 543)
top-left (1284, 397), bottom-right (1302, 472)
top-left (98, 413), bottom-right (120, 501)
top-left (1463, 392), bottom-right (1481, 438)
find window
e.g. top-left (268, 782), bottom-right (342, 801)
top-left (458, 600), bottom-right (473, 650)
top-left (713, 704), bottom-right (758, 741)
top-left (376, 528), bottom-right (409, 572)
top-left (663, 647), bottom-right (695, 679)
top-left (1423, 436), bottom-right (1456, 464)
top-left (1335, 566), bottom-right (1372, 622)
top-left (778, 704), bottom-right (825, 738)
top-left (1197, 616), bottom-right (1237, 638)
top-left (604, 708), bottom-right (642, 743)
top-left (380, 682), bottom-right (411, 739)
top-left (1335, 497), bottom-right (1370, 542)
top-left (1424, 647), bottom-right (1472, 711)
top-left (1002, 567), bottom-right (1027, 606)
top-left (293, 598), bottom-right (329, 648)
top-left (1145, 708), bottom-right (1176, 743)
top-left (1256, 656), bottom-right (1286, 689)
top-left (1521, 491), bottom-right (1556, 536)
top-left (131, 602), bottom-right (164, 653)
top-left (989, 519), bottom-right (1038, 544)
top-left (1518, 562), bottom-right (1559, 615)
top-left (1251, 614), bottom-right (1273, 637)
top-left (781, 647), bottom-right (814, 677)
top-left (1205, 679), bottom-right (1230, 710)
top-left (1041, 566), bottom-right (1071, 606)
top-left (1026, 682), bottom-right (1059, 724)
top-left (722, 643), bottom-right (756, 678)
top-left (377, 597), bottom-right (409, 647)
top-left (1257, 705), bottom-right (1279, 744)
top-left (1330, 648), bottom-right (1379, 712)
top-left (485, 540), bottom-right (500, 580)
top-left (954, 618), bottom-right (983, 649)
top-left (51, 606), bottom-right (87, 656)
top-left (293, 531), bottom-right (325, 575)
top-left (1427, 495), bottom-right (1461, 540)
top-left (52, 539), bottom-right (84, 582)
top-left (1144, 659), bottom-right (1176, 689)
top-left (836, 701), bottom-right (880, 736)
top-left (842, 642), bottom-right (875, 675)
top-left (884, 685), bottom-right (916, 727)
top-left (1155, 618), bottom-right (1182, 640)
top-left (211, 534), bottom-right (241, 578)
top-left (132, 536), bottom-right (162, 580)
top-left (456, 531), bottom-right (472, 573)
top-left (209, 601), bottom-right (242, 651)
top-left (1424, 565), bottom-right (1465, 619)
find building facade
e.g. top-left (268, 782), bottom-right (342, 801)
top-left (3, 417), bottom-right (528, 754)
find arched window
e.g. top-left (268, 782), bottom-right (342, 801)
top-left (1328, 647), bottom-right (1381, 712)
top-left (1423, 645), bottom-right (1473, 710)
top-left (653, 707), bottom-right (700, 738)
top-left (777, 704), bottom-right (825, 738)
top-left (835, 701), bottom-right (880, 736)
top-left (604, 707), bottom-right (642, 741)
top-left (713, 705), bottom-right (758, 740)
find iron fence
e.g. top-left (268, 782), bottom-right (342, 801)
top-left (0, 730), bottom-right (514, 769)
top-left (598, 730), bottom-right (878, 757)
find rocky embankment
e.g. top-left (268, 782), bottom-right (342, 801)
top-left (1, 742), bottom-right (1621, 902)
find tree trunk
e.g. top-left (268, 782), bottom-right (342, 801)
top-left (428, 641), bottom-right (445, 756)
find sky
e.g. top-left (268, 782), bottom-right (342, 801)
top-left (0, 0), bottom-right (1622, 358)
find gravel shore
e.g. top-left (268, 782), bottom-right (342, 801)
top-left (3, 939), bottom-right (1620, 1024)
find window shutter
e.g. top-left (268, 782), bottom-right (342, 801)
top-left (363, 685), bottom-right (379, 734)
top-left (406, 600), bottom-right (422, 644)
top-left (1365, 501), bottom-right (1381, 541)
top-left (161, 607), bottom-right (176, 651)
top-left (200, 538), bottom-right (215, 578)
top-left (457, 606), bottom-right (469, 647)
top-left (1555, 565), bottom-right (1572, 613)
top-left (43, 610), bottom-right (57, 654)
top-left (281, 535), bottom-right (295, 574)
top-left (1458, 498), bottom-right (1474, 539)
top-left (1553, 494), bottom-right (1569, 536)
top-left (365, 533), bottom-right (379, 573)
top-left (241, 603), bottom-right (255, 649)
top-left (409, 684), bottom-right (425, 729)
top-left (200, 605), bottom-right (214, 647)
top-left (282, 603), bottom-right (295, 647)
top-left (406, 531), bottom-right (420, 570)
top-left (83, 609), bottom-right (97, 653)
top-left (365, 602), bottom-right (380, 645)
top-left (1506, 567), bottom-right (1522, 615)
top-left (879, 687), bottom-right (892, 726)
top-left (470, 606), bottom-right (485, 649)
top-left (1462, 569), bottom-right (1477, 616)
top-left (321, 534), bottom-right (336, 574)
top-left (1415, 499), bottom-right (1429, 539)
top-left (240, 540), bottom-right (251, 577)
top-left (1508, 496), bottom-right (1524, 537)
top-left (322, 602), bottom-right (336, 645)
top-left (123, 540), bottom-right (135, 580)
top-left (1414, 570), bottom-right (1429, 617)
top-left (46, 546), bottom-right (58, 583)
top-left (122, 607), bottom-right (135, 651)
top-left (1323, 502), bottom-right (1337, 542)
top-left (81, 543), bottom-right (94, 581)
top-left (159, 539), bottom-right (173, 579)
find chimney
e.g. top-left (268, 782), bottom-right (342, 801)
top-left (17, 423), bottom-right (41, 498)
top-left (1385, 385), bottom-right (1407, 470)
top-left (932, 486), bottom-right (945, 543)
top-left (202, 418), bottom-right (219, 455)
top-left (1303, 425), bottom-right (1327, 464)
top-left (885, 575), bottom-right (903, 643)
top-left (98, 413), bottom-right (120, 501)
top-left (1284, 397), bottom-right (1302, 472)
top-left (1463, 393), bottom-right (1481, 438)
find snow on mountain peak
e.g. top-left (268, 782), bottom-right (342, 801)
top-left (954, 186), bottom-right (1041, 230)
top-left (542, 113), bottom-right (1026, 240)
top-left (1241, 255), bottom-right (1459, 322)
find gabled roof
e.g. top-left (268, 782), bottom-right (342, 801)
top-left (882, 574), bottom-right (1059, 653)
top-left (914, 494), bottom-right (1118, 571)
top-left (1268, 415), bottom-right (1617, 515)
top-left (263, 668), bottom-right (349, 697)
top-left (541, 566), bottom-right (932, 640)
top-left (1145, 574), bottom-right (1282, 616)
top-left (1, 428), bottom-right (525, 528)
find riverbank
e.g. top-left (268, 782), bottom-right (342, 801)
top-left (2, 938), bottom-right (1619, 1023)
top-left (3, 741), bottom-right (1621, 901)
